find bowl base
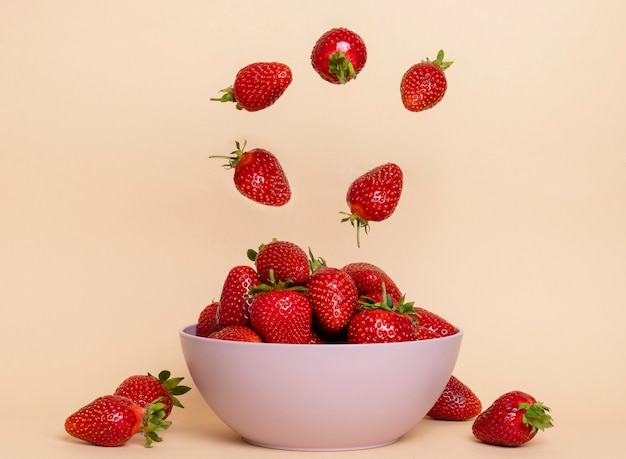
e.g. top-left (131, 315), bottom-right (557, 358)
top-left (242, 436), bottom-right (399, 452)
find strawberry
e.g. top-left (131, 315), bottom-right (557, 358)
top-left (216, 265), bottom-right (260, 327)
top-left (211, 62), bottom-right (292, 111)
top-left (400, 49), bottom-right (453, 112)
top-left (427, 375), bottom-right (482, 421)
top-left (210, 141), bottom-right (291, 207)
top-left (65, 395), bottom-right (170, 447)
top-left (342, 261), bottom-right (403, 303)
top-left (347, 286), bottom-right (418, 343)
top-left (209, 325), bottom-right (263, 342)
top-left (196, 301), bottom-right (220, 337)
top-left (416, 325), bottom-right (442, 340)
top-left (305, 253), bottom-right (358, 334)
top-left (249, 288), bottom-right (312, 344)
top-left (413, 307), bottom-right (458, 337)
top-left (310, 27), bottom-right (367, 84)
top-left (249, 239), bottom-right (310, 285)
top-left (472, 391), bottom-right (554, 446)
top-left (114, 370), bottom-right (191, 419)
top-left (340, 163), bottom-right (403, 247)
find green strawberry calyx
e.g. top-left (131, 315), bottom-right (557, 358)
top-left (209, 140), bottom-right (247, 169)
top-left (211, 87), bottom-right (244, 110)
top-left (307, 248), bottom-right (328, 272)
top-left (328, 52), bottom-right (356, 84)
top-left (519, 401), bottom-right (554, 433)
top-left (248, 269), bottom-right (309, 297)
top-left (141, 397), bottom-right (172, 448)
top-left (430, 49), bottom-right (453, 70)
top-left (339, 211), bottom-right (369, 248)
top-left (358, 282), bottom-right (417, 319)
top-left (149, 370), bottom-right (192, 410)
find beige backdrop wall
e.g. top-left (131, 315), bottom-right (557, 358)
top-left (2, 1), bottom-right (625, 458)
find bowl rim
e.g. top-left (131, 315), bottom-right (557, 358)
top-left (179, 323), bottom-right (463, 347)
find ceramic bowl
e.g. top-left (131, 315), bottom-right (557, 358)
top-left (179, 324), bottom-right (463, 451)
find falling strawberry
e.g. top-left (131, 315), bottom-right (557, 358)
top-left (427, 375), bottom-right (482, 421)
top-left (209, 325), bottom-right (263, 342)
top-left (196, 301), bottom-right (220, 337)
top-left (412, 307), bottom-right (458, 337)
top-left (305, 252), bottom-right (359, 334)
top-left (211, 62), bottom-right (292, 112)
top-left (216, 265), bottom-right (260, 327)
top-left (310, 27), bottom-right (367, 84)
top-left (340, 162), bottom-right (403, 247)
top-left (249, 287), bottom-right (312, 344)
top-left (347, 285), bottom-right (418, 343)
top-left (249, 239), bottom-right (310, 285)
top-left (210, 140), bottom-right (291, 206)
top-left (114, 370), bottom-right (191, 419)
top-left (472, 391), bottom-right (554, 447)
top-left (400, 49), bottom-right (453, 112)
top-left (65, 395), bottom-right (170, 447)
top-left (342, 261), bottom-right (403, 303)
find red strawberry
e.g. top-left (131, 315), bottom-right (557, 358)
top-left (210, 141), bottom-right (291, 207)
top-left (311, 27), bottom-right (367, 84)
top-left (65, 395), bottom-right (170, 447)
top-left (209, 325), bottom-right (263, 342)
top-left (472, 391), bottom-right (554, 446)
top-left (114, 370), bottom-right (191, 419)
top-left (196, 301), bottom-right (220, 337)
top-left (249, 239), bottom-right (310, 285)
top-left (413, 307), bottom-right (457, 337)
top-left (427, 375), bottom-right (482, 421)
top-left (341, 163), bottom-right (403, 247)
top-left (347, 287), bottom-right (418, 343)
top-left (249, 288), bottom-right (312, 344)
top-left (416, 325), bottom-right (441, 340)
top-left (342, 262), bottom-right (403, 303)
top-left (305, 254), bottom-right (358, 334)
top-left (400, 49), bottom-right (453, 112)
top-left (211, 62), bottom-right (292, 112)
top-left (216, 265), bottom-right (260, 327)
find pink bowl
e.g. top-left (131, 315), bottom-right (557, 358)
top-left (179, 324), bottom-right (463, 451)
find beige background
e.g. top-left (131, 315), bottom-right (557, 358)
top-left (2, 0), bottom-right (625, 457)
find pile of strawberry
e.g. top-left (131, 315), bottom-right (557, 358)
top-left (65, 371), bottom-right (190, 447)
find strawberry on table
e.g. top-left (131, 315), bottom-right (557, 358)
top-left (65, 395), bottom-right (170, 447)
top-left (347, 285), bottom-right (418, 343)
top-left (210, 140), bottom-right (291, 207)
top-left (209, 325), bottom-right (263, 342)
top-left (400, 49), bottom-right (453, 112)
top-left (305, 253), bottom-right (358, 334)
top-left (427, 375), bottom-right (482, 421)
top-left (311, 27), bottom-right (367, 84)
top-left (342, 261), bottom-right (403, 303)
top-left (216, 265), bottom-right (260, 327)
top-left (340, 163), bottom-right (403, 247)
top-left (114, 370), bottom-right (191, 419)
top-left (472, 391), bottom-right (554, 446)
top-left (196, 300), bottom-right (220, 337)
top-left (249, 239), bottom-right (310, 285)
top-left (211, 62), bottom-right (292, 111)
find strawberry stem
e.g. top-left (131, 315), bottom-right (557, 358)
top-left (328, 52), bottom-right (356, 84)
top-left (339, 212), bottom-right (369, 248)
top-left (209, 140), bottom-right (247, 169)
top-left (431, 49), bottom-right (453, 70)
top-left (519, 402), bottom-right (554, 433)
top-left (141, 397), bottom-right (172, 448)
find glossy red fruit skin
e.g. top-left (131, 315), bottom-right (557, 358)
top-left (217, 265), bottom-right (261, 327)
top-left (233, 148), bottom-right (291, 206)
top-left (209, 325), bottom-right (263, 342)
top-left (249, 289), bottom-right (313, 344)
top-left (233, 62), bottom-right (292, 111)
top-left (306, 266), bottom-right (359, 334)
top-left (311, 27), bottom-right (367, 84)
top-left (472, 391), bottom-right (552, 447)
top-left (114, 375), bottom-right (174, 418)
top-left (400, 62), bottom-right (447, 112)
top-left (255, 240), bottom-right (310, 285)
top-left (413, 307), bottom-right (458, 337)
top-left (64, 395), bottom-right (143, 447)
top-left (347, 308), bottom-right (418, 343)
top-left (342, 262), bottom-right (403, 302)
top-left (346, 163), bottom-right (403, 222)
top-left (196, 301), bottom-right (220, 337)
top-left (427, 375), bottom-right (482, 421)
top-left (416, 325), bottom-right (441, 340)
